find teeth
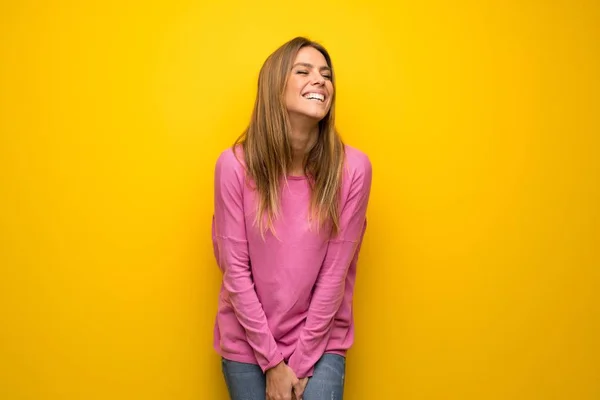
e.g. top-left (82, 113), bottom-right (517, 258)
top-left (303, 93), bottom-right (325, 101)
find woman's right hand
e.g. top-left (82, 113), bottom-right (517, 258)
top-left (266, 361), bottom-right (298, 400)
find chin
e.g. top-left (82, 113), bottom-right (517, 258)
top-left (288, 105), bottom-right (330, 123)
top-left (301, 108), bottom-right (328, 121)
top-left (307, 113), bottom-right (326, 121)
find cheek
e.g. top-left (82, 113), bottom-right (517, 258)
top-left (284, 86), bottom-right (297, 103)
top-left (285, 82), bottom-right (301, 100)
top-left (288, 77), bottom-right (301, 90)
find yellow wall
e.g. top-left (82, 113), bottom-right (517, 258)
top-left (1, 1), bottom-right (598, 399)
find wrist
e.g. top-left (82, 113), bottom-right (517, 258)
top-left (266, 360), bottom-right (285, 375)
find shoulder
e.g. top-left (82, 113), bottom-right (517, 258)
top-left (216, 144), bottom-right (245, 169)
top-left (343, 144), bottom-right (372, 180)
top-left (214, 145), bottom-right (247, 184)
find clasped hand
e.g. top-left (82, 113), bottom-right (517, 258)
top-left (266, 361), bottom-right (309, 400)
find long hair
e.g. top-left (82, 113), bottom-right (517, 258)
top-left (233, 36), bottom-right (345, 237)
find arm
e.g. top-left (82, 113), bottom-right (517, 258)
top-left (287, 154), bottom-right (373, 378)
top-left (213, 150), bottom-right (284, 372)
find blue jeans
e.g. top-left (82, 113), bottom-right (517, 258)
top-left (221, 354), bottom-right (346, 400)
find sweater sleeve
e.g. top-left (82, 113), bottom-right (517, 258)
top-left (287, 153), bottom-right (373, 378)
top-left (213, 150), bottom-right (284, 372)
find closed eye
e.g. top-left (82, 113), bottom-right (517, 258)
top-left (295, 69), bottom-right (332, 80)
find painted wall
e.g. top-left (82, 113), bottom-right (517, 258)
top-left (1, 1), bottom-right (598, 399)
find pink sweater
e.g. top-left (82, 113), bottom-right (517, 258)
top-left (211, 144), bottom-right (372, 378)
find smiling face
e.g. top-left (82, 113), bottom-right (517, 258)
top-left (284, 46), bottom-right (334, 123)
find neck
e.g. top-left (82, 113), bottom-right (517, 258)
top-left (288, 115), bottom-right (319, 176)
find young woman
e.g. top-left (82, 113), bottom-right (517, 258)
top-left (211, 37), bottom-right (372, 400)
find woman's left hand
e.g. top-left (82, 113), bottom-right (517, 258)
top-left (293, 377), bottom-right (309, 400)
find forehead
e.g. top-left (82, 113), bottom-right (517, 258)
top-left (293, 46), bottom-right (329, 67)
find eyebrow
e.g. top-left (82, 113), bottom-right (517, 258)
top-left (292, 62), bottom-right (332, 72)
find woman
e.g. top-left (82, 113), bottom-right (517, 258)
top-left (211, 37), bottom-right (372, 400)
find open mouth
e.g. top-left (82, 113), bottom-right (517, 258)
top-left (302, 92), bottom-right (325, 102)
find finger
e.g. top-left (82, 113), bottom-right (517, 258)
top-left (293, 386), bottom-right (304, 400)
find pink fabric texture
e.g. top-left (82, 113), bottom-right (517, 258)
top-left (212, 144), bottom-right (372, 378)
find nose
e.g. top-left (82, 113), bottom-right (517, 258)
top-left (311, 72), bottom-right (325, 86)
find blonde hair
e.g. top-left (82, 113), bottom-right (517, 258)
top-left (234, 37), bottom-right (345, 236)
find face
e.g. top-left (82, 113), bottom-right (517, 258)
top-left (284, 46), bottom-right (334, 122)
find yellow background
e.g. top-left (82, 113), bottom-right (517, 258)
top-left (1, 1), bottom-right (598, 399)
